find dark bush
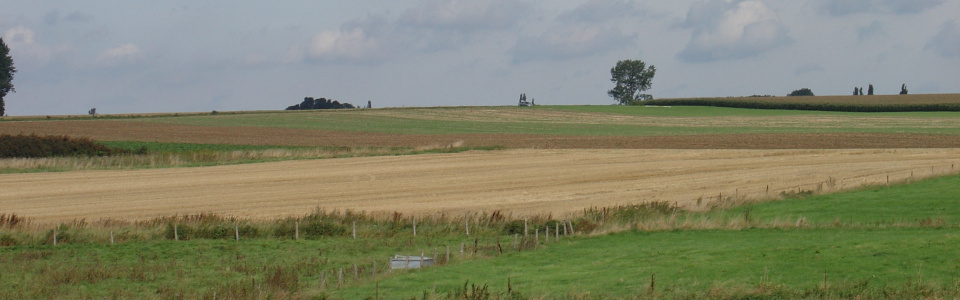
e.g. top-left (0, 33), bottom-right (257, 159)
top-left (0, 134), bottom-right (145, 158)
top-left (502, 220), bottom-right (525, 235)
top-left (164, 222), bottom-right (259, 240)
top-left (299, 221), bottom-right (346, 238)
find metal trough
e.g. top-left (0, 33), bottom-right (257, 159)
top-left (390, 254), bottom-right (434, 270)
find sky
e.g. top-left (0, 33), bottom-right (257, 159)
top-left (1, 0), bottom-right (958, 116)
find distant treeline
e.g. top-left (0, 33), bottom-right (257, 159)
top-left (0, 134), bottom-right (146, 158)
top-left (644, 97), bottom-right (960, 112)
top-left (285, 97), bottom-right (355, 110)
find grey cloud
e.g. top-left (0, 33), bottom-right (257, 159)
top-left (42, 9), bottom-right (92, 25)
top-left (63, 11), bottom-right (93, 23)
top-left (510, 24), bottom-right (634, 64)
top-left (857, 21), bottom-right (886, 41)
top-left (677, 0), bottom-right (793, 63)
top-left (925, 20), bottom-right (960, 58)
top-left (793, 63), bottom-right (824, 75)
top-left (556, 0), bottom-right (639, 23)
top-left (399, 0), bottom-right (531, 31)
top-left (43, 10), bottom-right (60, 25)
top-left (817, 0), bottom-right (944, 16)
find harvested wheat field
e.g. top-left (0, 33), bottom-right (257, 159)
top-left (3, 148), bottom-right (959, 224)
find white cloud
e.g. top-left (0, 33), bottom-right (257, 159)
top-left (677, 0), bottom-right (792, 63)
top-left (817, 0), bottom-right (944, 16)
top-left (97, 43), bottom-right (143, 66)
top-left (511, 24), bottom-right (633, 63)
top-left (926, 20), bottom-right (960, 58)
top-left (306, 15), bottom-right (398, 63)
top-left (3, 26), bottom-right (54, 63)
top-left (399, 0), bottom-right (530, 31)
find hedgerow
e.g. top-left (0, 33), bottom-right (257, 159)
top-left (645, 98), bottom-right (960, 112)
top-left (0, 134), bottom-right (145, 158)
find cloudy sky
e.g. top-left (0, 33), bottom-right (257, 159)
top-left (2, 0), bottom-right (958, 116)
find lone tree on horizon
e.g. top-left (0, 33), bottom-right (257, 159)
top-left (608, 59), bottom-right (656, 105)
top-left (0, 38), bottom-right (16, 116)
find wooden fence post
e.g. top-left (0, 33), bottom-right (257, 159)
top-left (235, 223), bottom-right (239, 241)
top-left (53, 228), bottom-right (57, 246)
top-left (524, 218), bottom-right (528, 237)
top-left (352, 221), bottom-right (356, 239)
top-left (110, 231), bottom-right (114, 245)
top-left (295, 221), bottom-right (300, 240)
top-left (535, 228), bottom-right (539, 246)
top-left (465, 217), bottom-right (470, 236)
top-left (174, 224), bottom-right (179, 241)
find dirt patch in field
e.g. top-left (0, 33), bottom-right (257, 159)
top-left (4, 149), bottom-right (959, 223)
top-left (2, 120), bottom-right (960, 149)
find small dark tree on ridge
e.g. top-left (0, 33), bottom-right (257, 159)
top-left (788, 88), bottom-right (814, 97)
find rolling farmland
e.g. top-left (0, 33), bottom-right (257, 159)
top-left (2, 100), bottom-right (960, 298)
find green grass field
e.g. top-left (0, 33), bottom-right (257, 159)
top-left (3, 174), bottom-right (959, 299)
top-left (341, 228), bottom-right (959, 299)
top-left (130, 105), bottom-right (960, 136)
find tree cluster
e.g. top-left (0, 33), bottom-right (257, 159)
top-left (285, 97), bottom-right (355, 110)
top-left (787, 88), bottom-right (814, 97)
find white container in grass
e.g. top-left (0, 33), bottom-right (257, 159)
top-left (390, 255), bottom-right (434, 269)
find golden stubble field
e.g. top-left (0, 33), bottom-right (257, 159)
top-left (3, 148), bottom-right (959, 224)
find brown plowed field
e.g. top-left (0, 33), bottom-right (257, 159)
top-left (4, 149), bottom-right (959, 223)
top-left (3, 120), bottom-right (960, 149)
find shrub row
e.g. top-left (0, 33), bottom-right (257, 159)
top-left (644, 98), bottom-right (960, 112)
top-left (0, 134), bottom-right (146, 158)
